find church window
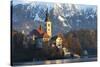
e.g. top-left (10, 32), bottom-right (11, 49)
top-left (48, 24), bottom-right (50, 26)
top-left (48, 29), bottom-right (50, 31)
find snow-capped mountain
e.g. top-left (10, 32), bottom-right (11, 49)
top-left (12, 2), bottom-right (97, 36)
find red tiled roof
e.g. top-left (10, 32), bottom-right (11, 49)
top-left (37, 28), bottom-right (44, 35)
top-left (29, 25), bottom-right (45, 38)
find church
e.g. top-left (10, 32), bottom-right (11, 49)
top-left (29, 8), bottom-right (52, 48)
top-left (43, 9), bottom-right (52, 42)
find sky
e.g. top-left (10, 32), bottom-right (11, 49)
top-left (12, 0), bottom-right (29, 5)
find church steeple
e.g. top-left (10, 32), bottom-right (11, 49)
top-left (45, 8), bottom-right (52, 38)
top-left (45, 8), bottom-right (50, 22)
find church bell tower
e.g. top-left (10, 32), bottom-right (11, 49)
top-left (45, 8), bottom-right (52, 38)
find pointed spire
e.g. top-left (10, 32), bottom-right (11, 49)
top-left (39, 24), bottom-right (42, 31)
top-left (45, 8), bottom-right (50, 22)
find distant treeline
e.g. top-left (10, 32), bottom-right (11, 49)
top-left (11, 29), bottom-right (97, 65)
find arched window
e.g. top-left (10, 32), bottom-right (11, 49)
top-left (48, 24), bottom-right (50, 27)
